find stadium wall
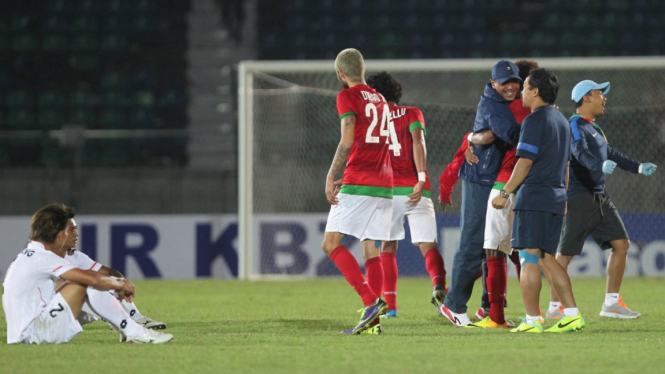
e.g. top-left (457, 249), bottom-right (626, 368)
top-left (2, 214), bottom-right (664, 280)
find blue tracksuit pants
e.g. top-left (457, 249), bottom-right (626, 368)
top-left (443, 180), bottom-right (492, 313)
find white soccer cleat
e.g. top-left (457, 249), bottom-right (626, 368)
top-left (440, 305), bottom-right (472, 327)
top-left (125, 328), bottom-right (173, 344)
top-left (135, 316), bottom-right (167, 330)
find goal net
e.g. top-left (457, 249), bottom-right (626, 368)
top-left (238, 57), bottom-right (665, 280)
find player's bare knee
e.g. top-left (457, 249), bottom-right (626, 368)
top-left (611, 239), bottom-right (630, 255)
top-left (486, 248), bottom-right (505, 258)
top-left (321, 234), bottom-right (343, 255)
top-left (361, 240), bottom-right (380, 261)
top-left (382, 241), bottom-right (398, 254)
top-left (57, 282), bottom-right (88, 318)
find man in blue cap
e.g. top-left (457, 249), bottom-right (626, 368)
top-left (439, 60), bottom-right (521, 326)
top-left (546, 80), bottom-right (657, 320)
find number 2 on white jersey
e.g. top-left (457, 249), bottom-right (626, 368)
top-left (365, 103), bottom-right (401, 156)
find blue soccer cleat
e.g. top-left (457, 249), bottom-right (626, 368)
top-left (341, 299), bottom-right (387, 335)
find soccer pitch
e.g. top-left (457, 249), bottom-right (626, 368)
top-left (1, 278), bottom-right (663, 374)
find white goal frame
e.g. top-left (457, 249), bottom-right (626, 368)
top-left (237, 56), bottom-right (665, 280)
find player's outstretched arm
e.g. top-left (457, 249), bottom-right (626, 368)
top-left (606, 145), bottom-right (641, 174)
top-left (60, 268), bottom-right (136, 302)
top-left (465, 130), bottom-right (494, 164)
top-left (326, 115), bottom-right (355, 205)
top-left (468, 130), bottom-right (495, 146)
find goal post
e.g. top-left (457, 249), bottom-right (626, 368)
top-left (238, 57), bottom-right (665, 280)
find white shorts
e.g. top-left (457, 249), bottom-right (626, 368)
top-left (484, 189), bottom-right (515, 254)
top-left (25, 293), bottom-right (83, 344)
top-left (325, 193), bottom-right (392, 241)
top-left (388, 195), bottom-right (437, 244)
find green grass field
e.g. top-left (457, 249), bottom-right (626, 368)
top-left (1, 277), bottom-right (664, 374)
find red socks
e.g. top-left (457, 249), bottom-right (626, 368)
top-left (380, 252), bottom-right (398, 311)
top-left (424, 248), bottom-right (446, 288)
top-left (509, 251), bottom-right (521, 281)
top-left (487, 256), bottom-right (507, 324)
top-left (330, 246), bottom-right (376, 306)
top-left (365, 256), bottom-right (383, 301)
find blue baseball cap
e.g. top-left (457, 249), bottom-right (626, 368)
top-left (571, 80), bottom-right (610, 102)
top-left (491, 60), bottom-right (521, 84)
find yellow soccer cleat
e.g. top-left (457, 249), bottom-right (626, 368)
top-left (466, 316), bottom-right (510, 329)
top-left (510, 319), bottom-right (543, 333)
top-left (545, 313), bottom-right (585, 333)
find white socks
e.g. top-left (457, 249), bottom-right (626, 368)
top-left (563, 307), bottom-right (579, 317)
top-left (121, 299), bottom-right (145, 321)
top-left (525, 315), bottom-right (540, 325)
top-left (84, 288), bottom-right (144, 338)
top-left (604, 293), bottom-right (619, 307)
top-left (548, 302), bottom-right (561, 313)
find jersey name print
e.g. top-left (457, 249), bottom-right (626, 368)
top-left (389, 105), bottom-right (430, 195)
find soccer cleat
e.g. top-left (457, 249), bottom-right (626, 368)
top-left (510, 319), bottom-right (544, 333)
top-left (135, 316), bottom-right (167, 330)
top-left (545, 306), bottom-right (565, 320)
top-left (431, 286), bottom-right (447, 316)
top-left (545, 313), bottom-right (585, 333)
top-left (342, 299), bottom-right (387, 335)
top-left (599, 296), bottom-right (640, 319)
top-left (440, 305), bottom-right (471, 327)
top-left (466, 316), bottom-right (510, 329)
top-left (380, 309), bottom-right (398, 319)
top-left (475, 307), bottom-right (489, 321)
top-left (125, 328), bottom-right (174, 344)
top-left (342, 317), bottom-right (382, 335)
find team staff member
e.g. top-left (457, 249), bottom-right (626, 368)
top-left (547, 80), bottom-right (657, 320)
top-left (493, 68), bottom-right (584, 333)
top-left (440, 60), bottom-right (521, 327)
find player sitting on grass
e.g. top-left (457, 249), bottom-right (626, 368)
top-left (2, 203), bottom-right (173, 344)
top-left (367, 71), bottom-right (447, 318)
top-left (66, 248), bottom-right (167, 330)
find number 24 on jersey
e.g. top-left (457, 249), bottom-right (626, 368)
top-left (365, 103), bottom-right (401, 156)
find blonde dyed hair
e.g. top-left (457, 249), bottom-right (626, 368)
top-left (334, 48), bottom-right (365, 79)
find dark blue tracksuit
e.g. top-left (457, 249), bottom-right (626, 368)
top-left (444, 84), bottom-right (520, 314)
top-left (568, 115), bottom-right (639, 196)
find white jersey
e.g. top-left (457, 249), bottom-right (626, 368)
top-left (2, 241), bottom-right (75, 344)
top-left (65, 250), bottom-right (102, 272)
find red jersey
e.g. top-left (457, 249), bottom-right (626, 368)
top-left (497, 99), bottom-right (531, 182)
top-left (438, 99), bottom-right (531, 201)
top-left (388, 105), bottom-right (431, 197)
top-left (336, 84), bottom-right (394, 198)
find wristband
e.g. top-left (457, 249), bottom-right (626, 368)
top-left (467, 133), bottom-right (473, 143)
top-left (418, 172), bottom-right (426, 182)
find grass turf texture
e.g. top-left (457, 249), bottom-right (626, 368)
top-left (1, 278), bottom-right (664, 374)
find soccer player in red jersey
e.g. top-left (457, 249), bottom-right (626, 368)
top-left (366, 72), bottom-right (446, 318)
top-left (321, 49), bottom-right (399, 335)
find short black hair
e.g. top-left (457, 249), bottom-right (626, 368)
top-left (30, 203), bottom-right (75, 244)
top-left (526, 68), bottom-right (559, 104)
top-left (366, 71), bottom-right (402, 104)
